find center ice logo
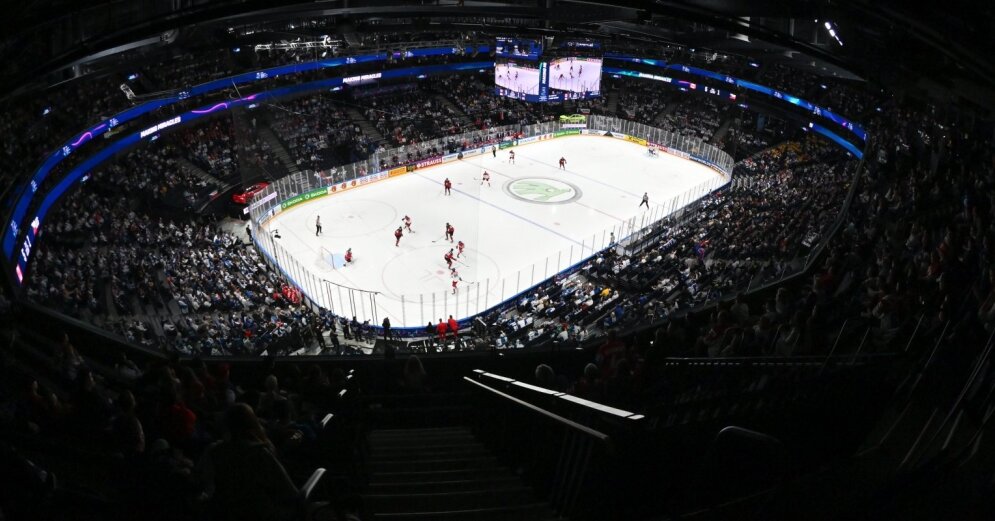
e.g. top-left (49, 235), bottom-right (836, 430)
top-left (506, 178), bottom-right (581, 205)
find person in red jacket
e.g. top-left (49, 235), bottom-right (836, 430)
top-left (435, 319), bottom-right (448, 341)
top-left (444, 178), bottom-right (452, 196)
top-left (447, 315), bottom-right (459, 339)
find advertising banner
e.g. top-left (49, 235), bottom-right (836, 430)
top-left (625, 135), bottom-right (648, 146)
top-left (330, 171), bottom-right (390, 195)
top-left (388, 166), bottom-right (408, 177)
top-left (415, 156), bottom-right (443, 169)
top-left (498, 140), bottom-right (517, 149)
top-left (553, 129), bottom-right (581, 138)
top-left (280, 186), bottom-right (329, 210)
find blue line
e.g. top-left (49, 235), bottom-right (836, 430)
top-left (413, 170), bottom-right (584, 247)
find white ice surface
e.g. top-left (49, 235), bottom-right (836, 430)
top-left (264, 135), bottom-right (722, 327)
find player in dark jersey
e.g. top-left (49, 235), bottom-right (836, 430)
top-left (394, 226), bottom-right (403, 247)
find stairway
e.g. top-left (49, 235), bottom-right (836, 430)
top-left (257, 126), bottom-right (302, 177)
top-left (433, 94), bottom-right (474, 130)
top-left (346, 106), bottom-right (386, 144)
top-left (653, 102), bottom-right (679, 126)
top-left (174, 155), bottom-right (226, 188)
top-left (709, 115), bottom-right (736, 144)
top-left (605, 90), bottom-right (619, 114)
top-left (366, 426), bottom-right (560, 520)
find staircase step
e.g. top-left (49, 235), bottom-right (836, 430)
top-left (368, 476), bottom-right (523, 495)
top-left (371, 427), bottom-right (472, 437)
top-left (367, 486), bottom-right (535, 513)
top-left (371, 445), bottom-right (490, 461)
top-left (369, 456), bottom-right (500, 473)
top-left (371, 503), bottom-right (558, 521)
top-left (370, 468), bottom-right (517, 484)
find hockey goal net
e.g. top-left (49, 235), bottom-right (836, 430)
top-left (316, 246), bottom-right (346, 271)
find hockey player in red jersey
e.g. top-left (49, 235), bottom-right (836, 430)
top-left (558, 156), bottom-right (567, 169)
top-left (344, 248), bottom-right (353, 264)
top-left (394, 226), bottom-right (403, 247)
top-left (481, 171), bottom-right (491, 186)
top-left (444, 178), bottom-right (452, 195)
top-left (452, 278), bottom-right (459, 294)
top-left (445, 223), bottom-right (455, 242)
top-left (444, 249), bottom-right (454, 269)
top-left (457, 240), bottom-right (465, 258)
top-left (403, 215), bottom-right (413, 233)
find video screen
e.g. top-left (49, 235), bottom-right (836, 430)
top-left (548, 57), bottom-right (602, 96)
top-left (495, 37), bottom-right (542, 60)
top-left (495, 60), bottom-right (541, 96)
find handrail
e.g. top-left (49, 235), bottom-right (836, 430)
top-left (463, 376), bottom-right (610, 442)
top-left (912, 328), bottom-right (995, 468)
top-left (662, 352), bottom-right (897, 365)
top-left (474, 369), bottom-right (644, 420)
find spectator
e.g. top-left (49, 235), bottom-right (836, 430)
top-left (199, 403), bottom-right (300, 521)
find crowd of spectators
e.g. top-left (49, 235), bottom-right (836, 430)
top-left (526, 100), bottom-right (995, 414)
top-left (430, 73), bottom-right (559, 129)
top-left (0, 325), bottom-right (361, 519)
top-left (168, 116), bottom-right (284, 182)
top-left (360, 89), bottom-right (465, 146)
top-left (613, 78), bottom-right (672, 125)
top-left (267, 94), bottom-right (375, 172)
top-left (658, 96), bottom-right (725, 141)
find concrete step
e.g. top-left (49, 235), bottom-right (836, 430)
top-left (369, 456), bottom-right (501, 474)
top-left (257, 126), bottom-right (301, 176)
top-left (368, 476), bottom-right (523, 495)
top-left (371, 503), bottom-right (559, 521)
top-left (370, 445), bottom-right (490, 462)
top-left (370, 467), bottom-right (517, 484)
top-left (367, 486), bottom-right (535, 514)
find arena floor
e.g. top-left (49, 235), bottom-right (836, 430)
top-left (264, 135), bottom-right (723, 327)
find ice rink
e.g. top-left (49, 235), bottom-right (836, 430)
top-left (263, 136), bottom-right (723, 327)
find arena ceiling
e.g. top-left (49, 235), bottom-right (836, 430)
top-left (1, 0), bottom-right (992, 107)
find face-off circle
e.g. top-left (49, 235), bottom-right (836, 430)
top-left (503, 177), bottom-right (582, 205)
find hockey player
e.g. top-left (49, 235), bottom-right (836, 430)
top-left (445, 223), bottom-right (455, 242)
top-left (647, 145), bottom-right (658, 157)
top-left (558, 157), bottom-right (567, 169)
top-left (444, 178), bottom-right (452, 196)
top-left (394, 226), bottom-right (403, 247)
top-left (457, 240), bottom-right (465, 258)
top-left (452, 278), bottom-right (459, 295)
top-left (508, 150), bottom-right (515, 164)
top-left (344, 248), bottom-right (353, 264)
top-left (450, 266), bottom-right (461, 280)
top-left (444, 249), bottom-right (454, 269)
top-left (481, 171), bottom-right (491, 186)
top-left (639, 192), bottom-right (650, 209)
top-left (403, 215), bottom-right (413, 233)
top-left (492, 146), bottom-right (497, 158)
top-left (315, 215), bottom-right (322, 236)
